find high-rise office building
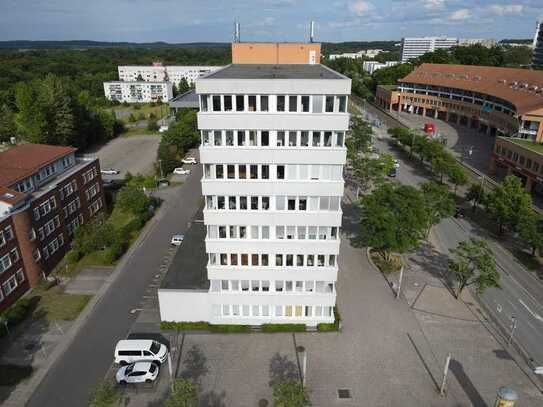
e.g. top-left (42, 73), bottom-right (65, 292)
top-left (533, 21), bottom-right (543, 68)
top-left (159, 42), bottom-right (350, 326)
top-left (400, 37), bottom-right (458, 62)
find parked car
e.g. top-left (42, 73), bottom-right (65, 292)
top-left (114, 339), bottom-right (168, 365)
top-left (173, 168), bottom-right (190, 175)
top-left (101, 168), bottom-right (120, 175)
top-left (170, 234), bottom-right (184, 246)
top-left (182, 157), bottom-right (197, 165)
top-left (387, 168), bottom-right (397, 178)
top-left (116, 361), bottom-right (159, 385)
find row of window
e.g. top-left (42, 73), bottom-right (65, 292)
top-left (202, 130), bottom-right (345, 148)
top-left (205, 195), bottom-right (341, 212)
top-left (0, 248), bottom-right (20, 273)
top-left (37, 215), bottom-right (61, 241)
top-left (42, 233), bottom-right (64, 260)
top-left (209, 252), bottom-right (337, 268)
top-left (203, 164), bottom-right (343, 182)
top-left (60, 179), bottom-right (78, 200)
top-left (66, 214), bottom-right (84, 236)
top-left (85, 183), bottom-right (100, 201)
top-left (208, 225), bottom-right (339, 241)
top-left (33, 196), bottom-right (57, 221)
top-left (89, 198), bottom-right (103, 216)
top-left (212, 304), bottom-right (334, 319)
top-left (210, 279), bottom-right (335, 294)
top-left (201, 94), bottom-right (348, 114)
top-left (82, 167), bottom-right (98, 184)
top-left (0, 225), bottom-right (15, 248)
top-left (63, 197), bottom-right (81, 219)
top-left (495, 144), bottom-right (543, 175)
top-left (0, 269), bottom-right (25, 300)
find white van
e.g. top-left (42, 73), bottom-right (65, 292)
top-left (114, 339), bottom-right (168, 365)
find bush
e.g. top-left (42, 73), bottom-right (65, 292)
top-left (127, 113), bottom-right (136, 123)
top-left (161, 321), bottom-right (210, 330)
top-left (3, 297), bottom-right (35, 325)
top-left (317, 308), bottom-right (341, 331)
top-left (65, 249), bottom-right (82, 264)
top-left (261, 324), bottom-right (306, 333)
top-left (209, 324), bottom-right (250, 333)
top-left (147, 118), bottom-right (159, 132)
top-left (137, 112), bottom-right (146, 121)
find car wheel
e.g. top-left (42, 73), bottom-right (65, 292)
top-left (145, 379), bottom-right (152, 383)
top-left (119, 380), bottom-right (127, 385)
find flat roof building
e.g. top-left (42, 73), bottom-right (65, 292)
top-left (158, 43), bottom-right (350, 327)
top-left (400, 37), bottom-right (458, 62)
top-left (103, 81), bottom-right (173, 103)
top-left (118, 65), bottom-right (223, 85)
top-left (0, 144), bottom-right (105, 313)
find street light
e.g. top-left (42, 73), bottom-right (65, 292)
top-left (158, 159), bottom-right (164, 178)
top-left (508, 314), bottom-right (517, 347)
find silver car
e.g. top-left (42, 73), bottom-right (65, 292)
top-left (116, 361), bottom-right (159, 385)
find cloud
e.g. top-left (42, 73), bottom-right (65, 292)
top-left (449, 8), bottom-right (471, 21)
top-left (487, 4), bottom-right (524, 16)
top-left (348, 0), bottom-right (374, 16)
top-left (421, 0), bottom-right (444, 10)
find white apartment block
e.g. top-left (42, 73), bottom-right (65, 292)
top-left (117, 65), bottom-right (223, 85)
top-left (400, 37), bottom-right (458, 62)
top-left (329, 49), bottom-right (384, 60)
top-left (158, 64), bottom-right (351, 326)
top-left (103, 81), bottom-right (173, 103)
top-left (363, 60), bottom-right (400, 74)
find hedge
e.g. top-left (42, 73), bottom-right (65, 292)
top-left (208, 324), bottom-right (250, 333)
top-left (317, 307), bottom-right (342, 332)
top-left (261, 324), bottom-right (306, 333)
top-left (160, 321), bottom-right (250, 333)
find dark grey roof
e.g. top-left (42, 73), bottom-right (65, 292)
top-left (203, 64), bottom-right (345, 80)
top-left (161, 207), bottom-right (209, 290)
top-left (169, 89), bottom-right (199, 108)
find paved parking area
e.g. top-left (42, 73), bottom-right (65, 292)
top-left (86, 135), bottom-right (160, 180)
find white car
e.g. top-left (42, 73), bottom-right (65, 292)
top-left (116, 362), bottom-right (159, 385)
top-left (182, 157), bottom-right (197, 165)
top-left (101, 168), bottom-right (120, 175)
top-left (171, 234), bottom-right (184, 246)
top-left (173, 168), bottom-right (190, 175)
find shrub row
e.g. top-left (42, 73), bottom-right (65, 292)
top-left (160, 321), bottom-right (250, 333)
top-left (317, 307), bottom-right (342, 332)
top-left (261, 324), bottom-right (306, 333)
top-left (0, 297), bottom-right (37, 337)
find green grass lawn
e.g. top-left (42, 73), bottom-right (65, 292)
top-left (28, 285), bottom-right (91, 321)
top-left (110, 103), bottom-right (168, 124)
top-left (120, 127), bottom-right (160, 138)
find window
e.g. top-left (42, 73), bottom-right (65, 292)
top-left (218, 196), bottom-right (225, 209)
top-left (242, 280), bottom-right (249, 291)
top-left (301, 131), bottom-right (309, 147)
top-left (240, 196), bottom-right (247, 210)
top-left (324, 132), bottom-right (332, 146)
top-left (2, 276), bottom-right (17, 296)
top-left (276, 254), bottom-right (283, 266)
top-left (226, 131), bottom-right (234, 146)
top-left (241, 254), bottom-right (249, 265)
top-left (201, 95), bottom-right (208, 111)
top-left (220, 254), bottom-right (228, 265)
top-left (338, 96), bottom-right (347, 112)
top-left (216, 165), bottom-right (224, 179)
top-left (262, 254), bottom-right (269, 266)
top-left (261, 131), bottom-right (269, 146)
top-left (289, 131), bottom-right (297, 147)
top-left (262, 197), bottom-right (270, 210)
top-left (276, 226), bottom-right (285, 239)
top-left (297, 255), bottom-right (304, 266)
top-left (4, 226), bottom-right (14, 241)
top-left (251, 196), bottom-right (258, 210)
top-left (224, 95), bottom-right (233, 111)
top-left (249, 131), bottom-right (257, 146)
top-left (227, 165), bottom-right (235, 179)
top-left (212, 95), bottom-right (221, 111)
top-left (298, 226), bottom-right (306, 240)
top-left (0, 254), bottom-right (12, 273)
top-left (251, 226), bottom-right (258, 239)
top-left (219, 226), bottom-right (227, 238)
top-left (262, 165), bottom-right (269, 179)
top-left (301, 96), bottom-right (310, 112)
top-left (236, 95), bottom-right (245, 111)
top-left (312, 132), bottom-right (321, 147)
top-left (277, 96), bottom-right (286, 112)
top-left (248, 95), bottom-right (257, 111)
top-left (325, 96), bottom-right (334, 112)
top-left (260, 96), bottom-right (269, 111)
top-left (287, 197), bottom-right (296, 211)
top-left (237, 130), bottom-right (246, 146)
top-left (336, 132), bottom-right (344, 147)
top-left (289, 96), bottom-right (297, 112)
top-left (276, 196), bottom-right (285, 211)
top-left (238, 164), bottom-right (246, 179)
top-left (312, 95), bottom-right (323, 113)
top-left (286, 255), bottom-right (293, 266)
top-left (214, 131), bottom-right (222, 146)
top-left (299, 197), bottom-right (307, 211)
top-left (230, 253), bottom-right (238, 265)
top-left (239, 226), bottom-right (247, 239)
top-left (229, 225), bottom-right (237, 238)
top-left (277, 131), bottom-right (285, 147)
top-left (277, 166), bottom-right (285, 180)
top-left (275, 281), bottom-right (284, 292)
top-left (250, 165), bottom-right (258, 179)
top-left (262, 226), bottom-right (270, 239)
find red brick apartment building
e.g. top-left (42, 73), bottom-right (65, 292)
top-left (0, 144), bottom-right (105, 312)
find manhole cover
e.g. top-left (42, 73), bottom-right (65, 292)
top-left (337, 389), bottom-right (351, 399)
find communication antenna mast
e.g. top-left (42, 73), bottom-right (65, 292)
top-left (234, 21), bottom-right (241, 43)
top-left (310, 21), bottom-right (315, 43)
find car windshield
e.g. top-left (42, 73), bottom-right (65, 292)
top-left (150, 341), bottom-right (161, 354)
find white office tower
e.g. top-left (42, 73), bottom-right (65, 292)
top-left (401, 37), bottom-right (458, 62)
top-left (533, 21), bottom-right (543, 68)
top-left (196, 64), bottom-right (350, 325)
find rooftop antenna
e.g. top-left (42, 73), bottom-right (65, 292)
top-left (310, 21), bottom-right (315, 43)
top-left (234, 21), bottom-right (241, 43)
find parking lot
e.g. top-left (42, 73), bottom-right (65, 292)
top-left (86, 135), bottom-right (160, 180)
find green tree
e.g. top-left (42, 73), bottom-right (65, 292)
top-left (165, 379), bottom-right (199, 407)
top-left (351, 153), bottom-right (394, 192)
top-left (15, 81), bottom-right (46, 143)
top-left (116, 185), bottom-right (150, 215)
top-left (448, 164), bottom-right (468, 194)
top-left (128, 113), bottom-right (137, 123)
top-left (360, 183), bottom-right (429, 262)
top-left (421, 181), bottom-right (455, 235)
top-left (0, 103), bottom-right (16, 142)
top-left (88, 380), bottom-right (123, 407)
top-left (466, 182), bottom-right (487, 211)
top-left (273, 381), bottom-right (310, 407)
top-left (431, 152), bottom-right (454, 182)
top-left (516, 212), bottom-right (543, 256)
top-left (346, 116), bottom-right (373, 158)
top-left (147, 118), bottom-right (159, 132)
top-left (177, 77), bottom-right (191, 95)
top-left (449, 238), bottom-right (500, 298)
top-left (485, 175), bottom-right (532, 234)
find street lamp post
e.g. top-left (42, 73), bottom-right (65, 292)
top-left (508, 315), bottom-right (517, 347)
top-left (158, 159), bottom-right (164, 179)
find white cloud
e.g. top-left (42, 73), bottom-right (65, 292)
top-left (348, 0), bottom-right (374, 16)
top-left (487, 4), bottom-right (524, 16)
top-left (449, 8), bottom-right (472, 21)
top-left (422, 0), bottom-right (444, 10)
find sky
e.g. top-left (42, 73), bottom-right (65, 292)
top-left (0, 0), bottom-right (542, 43)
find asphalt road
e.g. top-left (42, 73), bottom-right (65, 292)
top-left (358, 102), bottom-right (543, 370)
top-left (27, 158), bottom-right (203, 407)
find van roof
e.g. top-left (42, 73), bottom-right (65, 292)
top-left (115, 339), bottom-right (154, 351)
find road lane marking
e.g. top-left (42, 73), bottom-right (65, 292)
top-left (519, 299), bottom-right (543, 323)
